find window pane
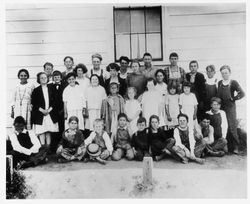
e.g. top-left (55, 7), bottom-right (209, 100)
top-left (131, 34), bottom-right (145, 59)
top-left (146, 33), bottom-right (161, 59)
top-left (114, 10), bottom-right (130, 33)
top-left (131, 10), bottom-right (145, 34)
top-left (115, 34), bottom-right (130, 60)
top-left (146, 7), bottom-right (161, 32)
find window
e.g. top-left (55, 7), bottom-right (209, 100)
top-left (114, 6), bottom-right (163, 61)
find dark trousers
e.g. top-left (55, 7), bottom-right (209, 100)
top-left (151, 138), bottom-right (175, 157)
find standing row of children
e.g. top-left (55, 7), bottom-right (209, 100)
top-left (8, 52), bottom-right (245, 168)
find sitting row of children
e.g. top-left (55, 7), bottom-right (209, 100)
top-left (7, 95), bottom-right (227, 168)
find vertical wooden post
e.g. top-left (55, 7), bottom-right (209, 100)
top-left (142, 156), bottom-right (153, 186)
top-left (6, 155), bottom-right (13, 182)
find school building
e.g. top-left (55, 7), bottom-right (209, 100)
top-left (6, 3), bottom-right (246, 127)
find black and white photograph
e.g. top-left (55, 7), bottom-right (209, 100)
top-left (3, 0), bottom-right (248, 199)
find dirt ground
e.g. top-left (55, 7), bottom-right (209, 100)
top-left (22, 152), bottom-right (247, 199)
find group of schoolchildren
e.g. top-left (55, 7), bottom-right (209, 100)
top-left (7, 52), bottom-right (245, 169)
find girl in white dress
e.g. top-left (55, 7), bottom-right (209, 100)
top-left (75, 63), bottom-right (90, 95)
top-left (179, 82), bottom-right (198, 131)
top-left (63, 72), bottom-right (86, 130)
top-left (166, 83), bottom-right (180, 128)
top-left (155, 69), bottom-right (168, 127)
top-left (11, 69), bottom-right (35, 130)
top-left (141, 78), bottom-right (162, 127)
top-left (124, 87), bottom-right (142, 135)
top-left (85, 74), bottom-right (107, 130)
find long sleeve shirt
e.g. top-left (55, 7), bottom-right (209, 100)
top-left (206, 110), bottom-right (228, 139)
top-left (9, 129), bottom-right (41, 155)
top-left (174, 127), bottom-right (195, 154)
top-left (84, 131), bottom-right (113, 154)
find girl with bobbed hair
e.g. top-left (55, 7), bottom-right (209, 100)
top-left (31, 72), bottom-right (59, 148)
top-left (11, 68), bottom-right (35, 129)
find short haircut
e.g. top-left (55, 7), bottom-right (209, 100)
top-left (68, 116), bottom-right (79, 124)
top-left (36, 72), bottom-right (49, 84)
top-left (43, 62), bottom-right (54, 69)
top-left (74, 63), bottom-right (88, 74)
top-left (126, 87), bottom-right (137, 97)
top-left (147, 77), bottom-right (156, 85)
top-left (130, 59), bottom-right (141, 68)
top-left (66, 72), bottom-right (76, 80)
top-left (149, 115), bottom-right (160, 124)
top-left (137, 117), bottom-right (147, 124)
top-left (200, 113), bottom-right (210, 121)
top-left (206, 65), bottom-right (216, 72)
top-left (63, 56), bottom-right (74, 62)
top-left (155, 69), bottom-right (166, 79)
top-left (177, 113), bottom-right (189, 122)
top-left (118, 113), bottom-right (128, 121)
top-left (90, 74), bottom-right (100, 84)
top-left (169, 52), bottom-right (178, 59)
top-left (119, 56), bottom-right (130, 64)
top-left (52, 70), bottom-right (62, 78)
top-left (93, 118), bottom-right (104, 126)
top-left (189, 60), bottom-right (199, 67)
top-left (92, 53), bottom-right (103, 61)
top-left (13, 116), bottom-right (26, 125)
top-left (167, 81), bottom-right (177, 92)
top-left (106, 63), bottom-right (120, 72)
top-left (143, 52), bottom-right (152, 59)
top-left (109, 82), bottom-right (119, 91)
top-left (17, 69), bottom-right (29, 79)
top-left (210, 97), bottom-right (222, 105)
top-left (182, 81), bottom-right (192, 88)
top-left (220, 65), bottom-right (231, 73)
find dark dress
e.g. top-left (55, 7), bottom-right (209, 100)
top-left (31, 84), bottom-right (59, 125)
top-left (127, 72), bottom-right (147, 98)
top-left (217, 80), bottom-right (245, 151)
top-left (104, 74), bottom-right (127, 98)
top-left (148, 128), bottom-right (175, 157)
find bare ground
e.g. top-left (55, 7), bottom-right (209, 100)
top-left (21, 152), bottom-right (247, 199)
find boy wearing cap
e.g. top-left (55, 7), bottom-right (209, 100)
top-left (111, 113), bottom-right (134, 161)
top-left (131, 117), bottom-right (150, 161)
top-left (84, 119), bottom-right (113, 164)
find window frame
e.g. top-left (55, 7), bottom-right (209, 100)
top-left (113, 6), bottom-right (163, 62)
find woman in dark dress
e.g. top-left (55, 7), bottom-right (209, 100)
top-left (217, 65), bottom-right (245, 154)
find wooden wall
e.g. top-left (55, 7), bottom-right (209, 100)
top-left (6, 3), bottom-right (246, 127)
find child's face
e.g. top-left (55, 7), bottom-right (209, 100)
top-left (169, 88), bottom-right (176, 95)
top-left (220, 69), bottom-right (230, 80)
top-left (67, 76), bottom-right (76, 86)
top-left (201, 119), bottom-right (210, 128)
top-left (206, 67), bottom-right (215, 79)
top-left (132, 62), bottom-right (140, 73)
top-left (137, 122), bottom-right (146, 131)
top-left (128, 88), bottom-right (135, 100)
top-left (19, 71), bottom-right (28, 84)
top-left (69, 120), bottom-right (78, 130)
top-left (143, 56), bottom-right (152, 67)
top-left (110, 69), bottom-right (118, 78)
top-left (118, 117), bottom-right (127, 128)
top-left (40, 73), bottom-right (48, 85)
top-left (156, 72), bottom-right (164, 83)
top-left (64, 58), bottom-right (74, 69)
top-left (178, 116), bottom-right (188, 128)
top-left (150, 118), bottom-right (159, 130)
top-left (110, 84), bottom-right (118, 95)
top-left (91, 76), bottom-right (99, 87)
top-left (189, 62), bottom-right (198, 74)
top-left (92, 57), bottom-right (101, 69)
top-left (183, 86), bottom-right (191, 94)
top-left (94, 122), bottom-right (103, 134)
top-left (76, 68), bottom-right (84, 77)
top-left (14, 123), bottom-right (25, 134)
top-left (147, 81), bottom-right (155, 91)
top-left (53, 75), bottom-right (61, 83)
top-left (44, 65), bottom-right (53, 76)
top-left (169, 56), bottom-right (178, 66)
top-left (211, 101), bottom-right (221, 112)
